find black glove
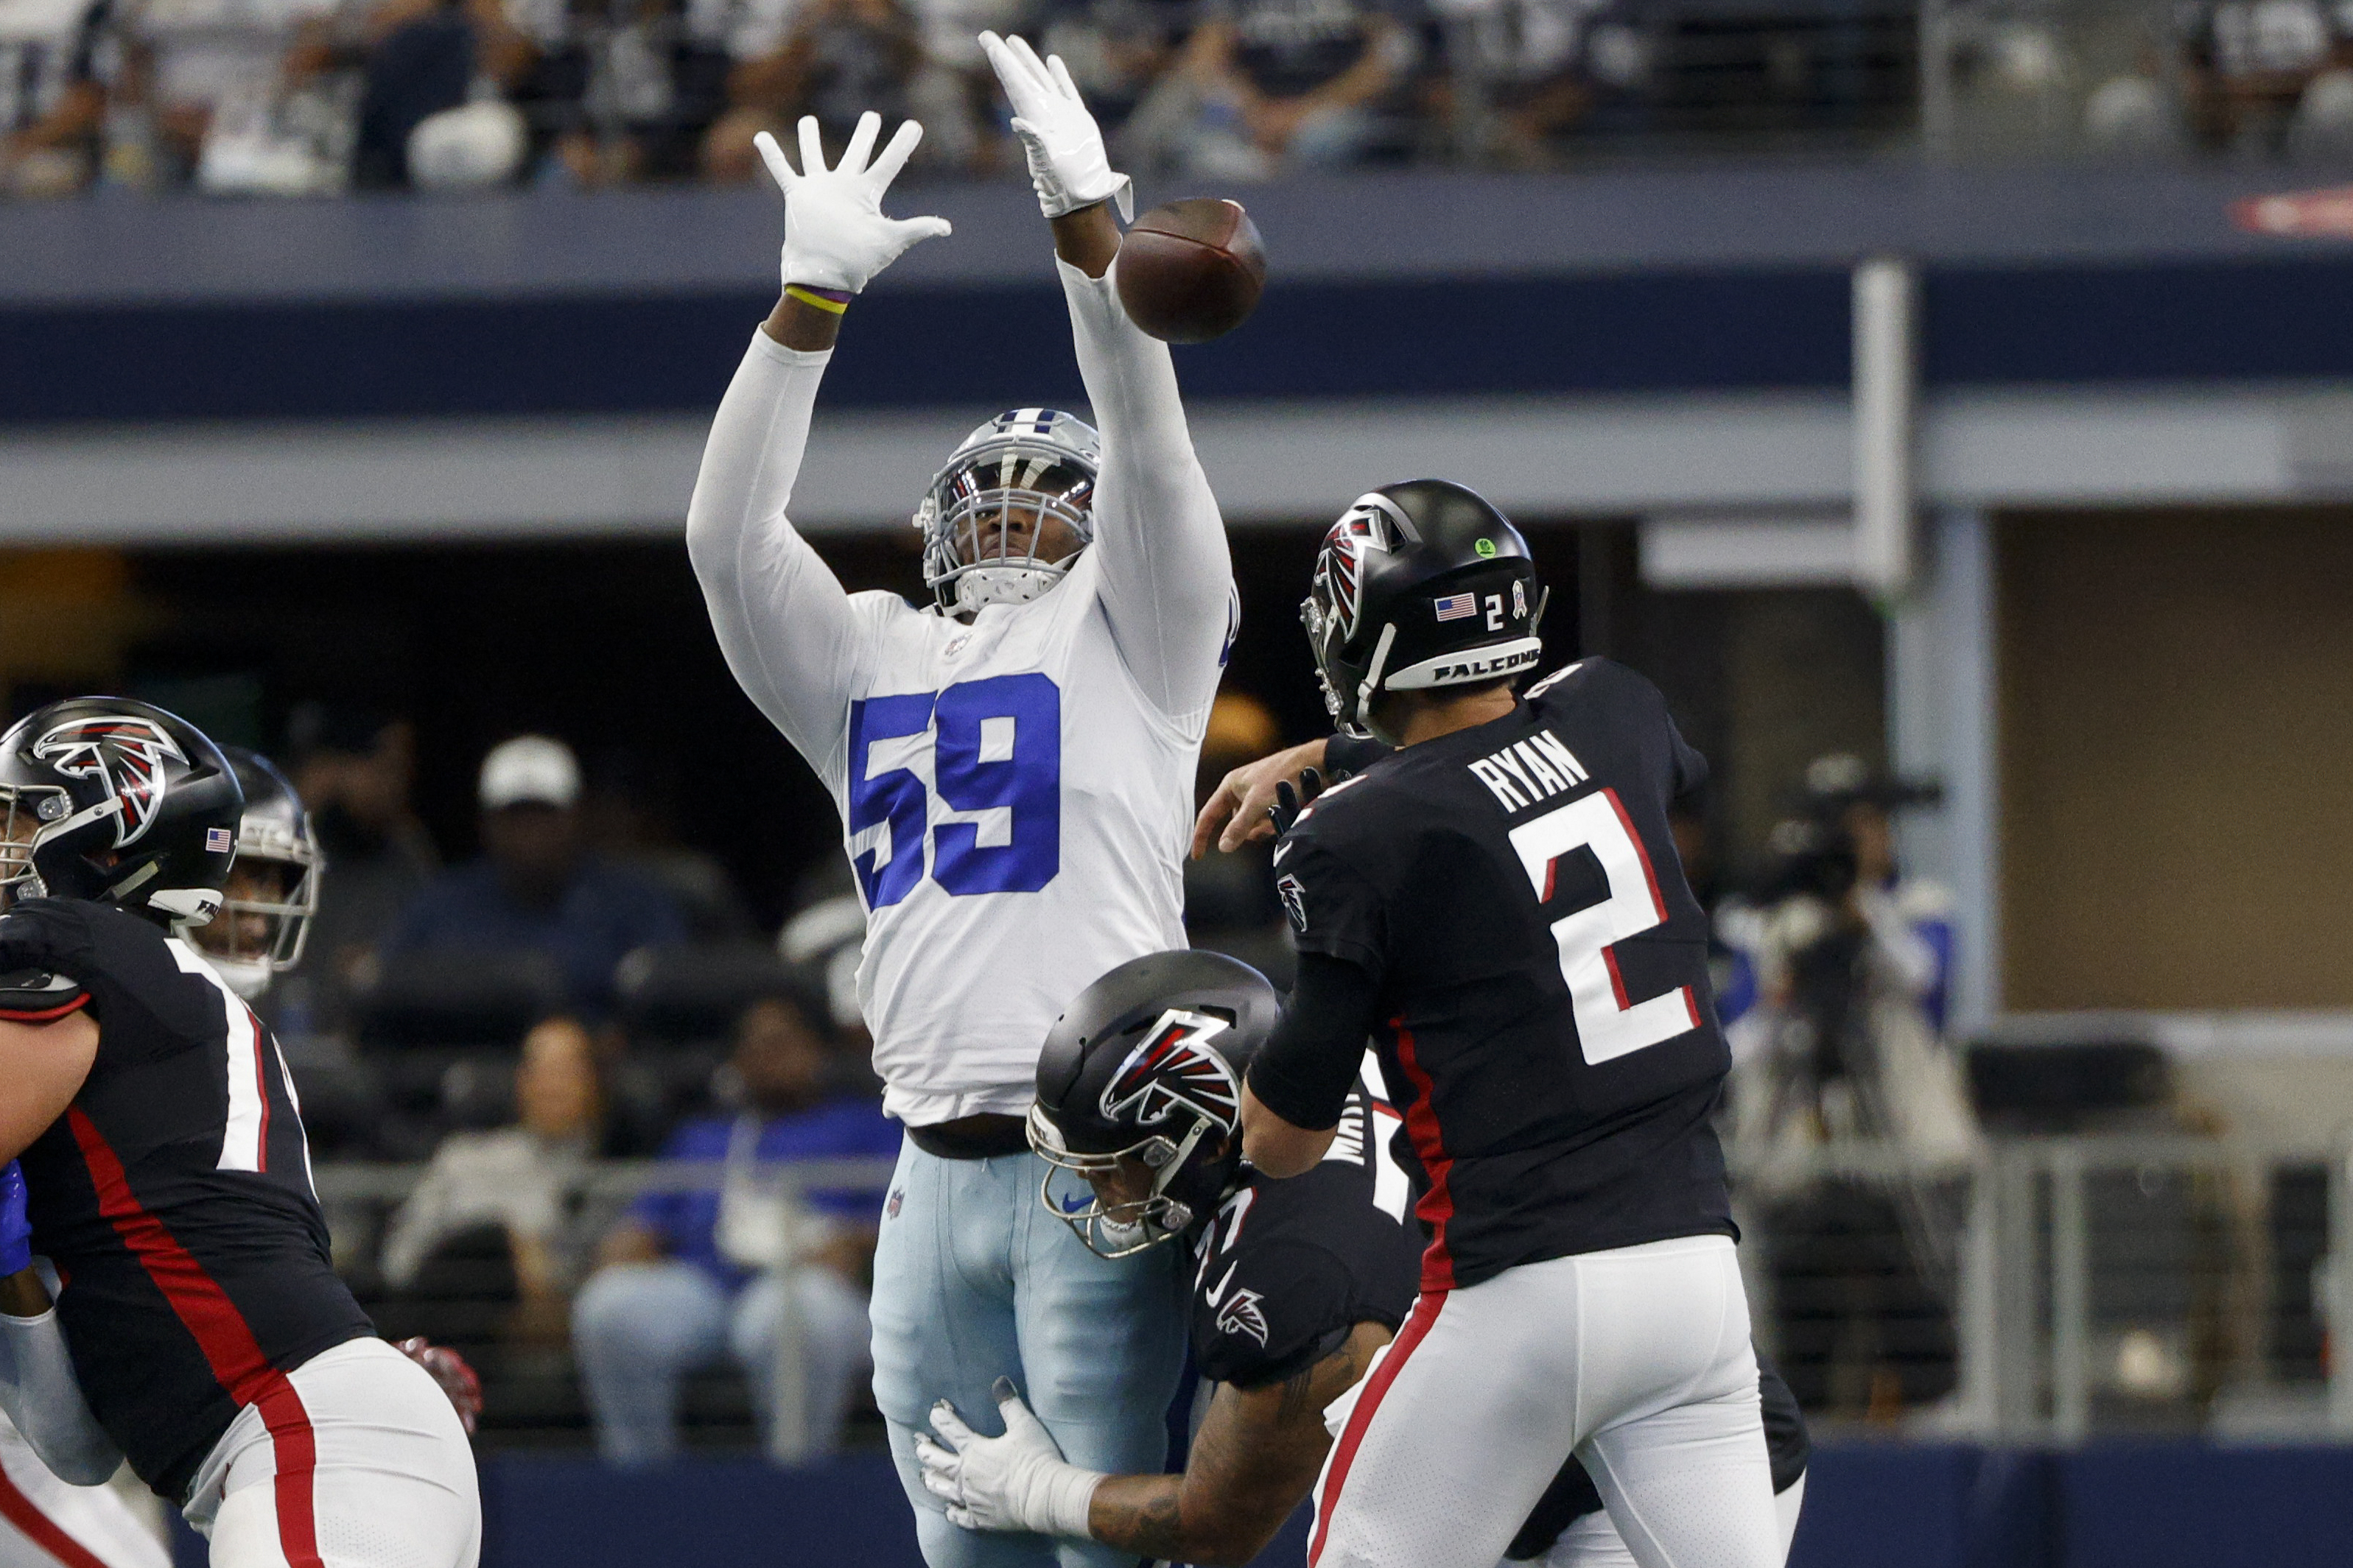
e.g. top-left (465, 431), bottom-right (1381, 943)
top-left (1269, 767), bottom-right (1326, 837)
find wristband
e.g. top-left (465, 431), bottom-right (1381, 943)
top-left (1039, 1461), bottom-right (1105, 1539)
top-left (785, 284), bottom-right (852, 315)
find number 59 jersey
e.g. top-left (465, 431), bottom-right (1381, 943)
top-left (819, 542), bottom-right (1204, 1125)
top-left (1273, 658), bottom-right (1733, 1292)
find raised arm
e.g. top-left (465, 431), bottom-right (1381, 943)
top-left (983, 32), bottom-right (1236, 723)
top-left (686, 113), bottom-right (951, 773)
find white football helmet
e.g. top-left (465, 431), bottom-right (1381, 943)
top-left (915, 408), bottom-right (1101, 615)
top-left (197, 748), bottom-right (323, 1000)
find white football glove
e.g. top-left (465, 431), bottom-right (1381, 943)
top-left (754, 111), bottom-right (952, 295)
top-left (914, 1379), bottom-right (1104, 1539)
top-left (978, 30), bottom-right (1134, 223)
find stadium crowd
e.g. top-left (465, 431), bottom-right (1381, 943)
top-left (8, 0), bottom-right (2353, 196)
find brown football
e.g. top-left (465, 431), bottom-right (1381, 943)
top-left (1114, 199), bottom-right (1268, 344)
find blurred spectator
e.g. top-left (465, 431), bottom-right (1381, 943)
top-left (343, 0), bottom-right (537, 186)
top-left (385, 734), bottom-right (688, 1019)
top-left (571, 989), bottom-right (900, 1465)
top-left (583, 751), bottom-right (751, 937)
top-left (701, 0), bottom-right (920, 182)
top-left (1039, 0), bottom-right (1200, 148)
top-left (378, 1014), bottom-right (617, 1340)
top-left (1719, 753), bottom-right (1968, 1161)
top-left (1135, 0), bottom-right (1414, 175)
top-left (284, 703), bottom-right (441, 1036)
top-left (1718, 753), bottom-right (1974, 1417)
top-left (895, 0), bottom-right (1020, 171)
top-left (2178, 0), bottom-right (2353, 155)
top-left (1426, 0), bottom-right (1627, 163)
top-left (0, 0), bottom-right (114, 195)
top-left (509, 0), bottom-right (732, 185)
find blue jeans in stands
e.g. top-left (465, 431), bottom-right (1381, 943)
top-left (571, 1259), bottom-right (870, 1466)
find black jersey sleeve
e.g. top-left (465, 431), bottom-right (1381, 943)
top-left (0, 904), bottom-right (92, 1022)
top-left (1247, 952), bottom-right (1381, 1132)
top-left (1272, 823), bottom-right (1388, 974)
top-left (1323, 733), bottom-right (1395, 778)
top-left (0, 969), bottom-right (91, 1023)
top-left (0, 900), bottom-right (224, 1059)
top-left (1195, 1237), bottom-right (1361, 1390)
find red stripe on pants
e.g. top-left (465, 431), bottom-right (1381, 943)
top-left (0, 1466), bottom-right (112, 1568)
top-left (1309, 1289), bottom-right (1447, 1567)
top-left (66, 1110), bottom-right (323, 1568)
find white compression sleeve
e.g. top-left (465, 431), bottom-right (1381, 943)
top-left (1058, 258), bottom-right (1234, 724)
top-left (0, 1308), bottom-right (121, 1486)
top-left (685, 330), bottom-right (869, 781)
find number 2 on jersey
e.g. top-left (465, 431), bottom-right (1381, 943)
top-left (847, 673), bottom-right (1062, 909)
top-left (1508, 789), bottom-right (1700, 1064)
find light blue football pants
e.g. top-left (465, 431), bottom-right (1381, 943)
top-left (870, 1137), bottom-right (1188, 1568)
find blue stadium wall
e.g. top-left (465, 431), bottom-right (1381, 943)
top-left (11, 161), bottom-right (2353, 425)
top-left (158, 1444), bottom-right (2353, 1568)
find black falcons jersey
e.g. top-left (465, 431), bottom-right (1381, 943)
top-left (1188, 1072), bottom-right (1421, 1389)
top-left (0, 899), bottom-right (374, 1502)
top-left (1274, 658), bottom-right (1733, 1290)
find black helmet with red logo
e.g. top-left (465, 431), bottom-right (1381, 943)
top-left (1302, 479), bottom-right (1549, 744)
top-left (1028, 949), bottom-right (1280, 1258)
top-left (0, 697), bottom-right (244, 928)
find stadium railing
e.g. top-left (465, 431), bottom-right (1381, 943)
top-left (316, 1156), bottom-right (899, 1462)
top-left (315, 1132), bottom-right (2353, 1454)
top-left (1732, 1131), bottom-right (2353, 1444)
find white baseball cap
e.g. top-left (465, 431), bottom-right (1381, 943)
top-left (479, 735), bottom-right (581, 811)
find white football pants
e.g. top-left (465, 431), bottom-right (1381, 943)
top-left (0, 1413), bottom-right (169, 1568)
top-left (1523, 1473), bottom-right (1805, 1568)
top-left (183, 1338), bottom-right (480, 1568)
top-left (1312, 1234), bottom-right (1779, 1568)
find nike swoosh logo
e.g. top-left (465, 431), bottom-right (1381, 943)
top-left (1059, 1192), bottom-right (1093, 1214)
top-left (1202, 1260), bottom-right (1238, 1308)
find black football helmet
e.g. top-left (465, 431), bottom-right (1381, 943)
top-left (0, 697), bottom-right (243, 927)
top-left (194, 748), bottom-right (323, 999)
top-left (1029, 949), bottom-right (1281, 1259)
top-left (1302, 479), bottom-right (1549, 743)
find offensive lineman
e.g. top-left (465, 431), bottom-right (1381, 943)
top-left (683, 35), bottom-right (1233, 1568)
top-left (914, 952), bottom-right (1809, 1567)
top-left (1229, 481), bottom-right (1780, 1568)
top-left (0, 698), bottom-right (480, 1568)
top-left (0, 745), bottom-right (319, 1568)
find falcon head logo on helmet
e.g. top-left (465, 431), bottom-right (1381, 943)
top-left (1309, 493), bottom-right (1409, 645)
top-left (1100, 1010), bottom-right (1241, 1132)
top-left (33, 716), bottom-right (188, 848)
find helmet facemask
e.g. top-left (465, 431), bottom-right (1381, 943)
top-left (917, 412), bottom-right (1101, 616)
top-left (0, 781), bottom-right (69, 909)
top-left (192, 825), bottom-right (321, 999)
top-left (1028, 1003), bottom-right (1249, 1259)
top-left (1028, 1103), bottom-right (1228, 1259)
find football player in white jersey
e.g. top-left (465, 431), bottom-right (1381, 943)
top-left (684, 34), bottom-right (1234, 1568)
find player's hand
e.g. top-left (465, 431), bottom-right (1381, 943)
top-left (394, 1336), bottom-right (483, 1435)
top-left (0, 1161), bottom-right (30, 1278)
top-left (978, 31), bottom-right (1133, 223)
top-left (1192, 739), bottom-right (1329, 857)
top-left (915, 1379), bottom-right (1101, 1537)
top-left (754, 111), bottom-right (952, 295)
